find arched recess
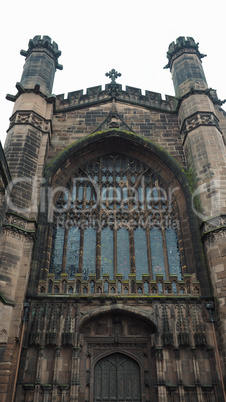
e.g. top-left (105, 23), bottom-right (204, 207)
top-left (78, 305), bottom-right (157, 402)
top-left (30, 129), bottom-right (209, 294)
top-left (78, 304), bottom-right (157, 333)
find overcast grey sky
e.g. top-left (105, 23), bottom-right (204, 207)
top-left (1, 0), bottom-right (225, 146)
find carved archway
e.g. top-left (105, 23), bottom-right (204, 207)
top-left (78, 307), bottom-right (157, 401)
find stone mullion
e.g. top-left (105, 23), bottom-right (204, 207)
top-left (96, 159), bottom-right (103, 280)
top-left (146, 227), bottom-right (152, 279)
top-left (113, 162), bottom-right (118, 277)
top-left (78, 230), bottom-right (84, 275)
top-left (173, 203), bottom-right (186, 277)
top-left (96, 222), bottom-right (101, 279)
top-left (128, 168), bottom-right (135, 276)
top-left (161, 229), bottom-right (170, 280)
top-left (144, 180), bottom-right (152, 279)
top-left (129, 227), bottom-right (135, 274)
top-left (113, 226), bottom-right (117, 278)
top-left (61, 182), bottom-right (73, 274)
top-left (61, 221), bottom-right (69, 275)
top-left (77, 181), bottom-right (86, 275)
top-left (41, 223), bottom-right (53, 280)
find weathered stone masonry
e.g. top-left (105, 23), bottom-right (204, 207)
top-left (0, 35), bottom-right (226, 401)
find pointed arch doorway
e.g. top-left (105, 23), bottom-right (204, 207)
top-left (94, 353), bottom-right (141, 402)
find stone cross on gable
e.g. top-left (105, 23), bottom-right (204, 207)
top-left (105, 69), bottom-right (121, 84)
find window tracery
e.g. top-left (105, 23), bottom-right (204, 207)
top-left (49, 153), bottom-right (182, 282)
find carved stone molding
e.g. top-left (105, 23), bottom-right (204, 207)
top-left (8, 110), bottom-right (51, 133)
top-left (3, 227), bottom-right (35, 242)
top-left (3, 213), bottom-right (36, 242)
top-left (200, 215), bottom-right (226, 241)
top-left (181, 111), bottom-right (221, 143)
top-left (4, 212), bottom-right (36, 231)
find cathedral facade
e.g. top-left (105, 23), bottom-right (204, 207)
top-left (0, 35), bottom-right (226, 401)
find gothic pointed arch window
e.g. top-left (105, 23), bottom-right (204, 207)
top-left (49, 153), bottom-right (182, 283)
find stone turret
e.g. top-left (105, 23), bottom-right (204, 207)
top-left (4, 36), bottom-right (62, 215)
top-left (0, 36), bottom-right (62, 402)
top-left (20, 35), bottom-right (62, 96)
top-left (168, 37), bottom-right (226, 367)
top-left (165, 36), bottom-right (207, 98)
top-left (166, 36), bottom-right (225, 219)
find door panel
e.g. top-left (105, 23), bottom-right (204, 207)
top-left (94, 353), bottom-right (141, 402)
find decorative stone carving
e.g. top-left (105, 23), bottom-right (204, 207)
top-left (194, 332), bottom-right (207, 347)
top-left (178, 332), bottom-right (190, 346)
top-left (200, 215), bottom-right (226, 242)
top-left (0, 329), bottom-right (8, 343)
top-left (61, 332), bottom-right (73, 346)
top-left (3, 213), bottom-right (36, 242)
top-left (9, 111), bottom-right (51, 133)
top-left (3, 227), bottom-right (34, 242)
top-left (45, 332), bottom-right (57, 346)
top-left (181, 111), bottom-right (220, 142)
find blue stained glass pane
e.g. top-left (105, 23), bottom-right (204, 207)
top-left (144, 282), bottom-right (149, 294)
top-left (108, 187), bottom-right (113, 201)
top-left (149, 228), bottom-right (166, 279)
top-left (152, 187), bottom-right (158, 201)
top-left (131, 174), bottom-right (136, 183)
top-left (83, 228), bottom-right (96, 279)
top-left (102, 187), bottom-right (107, 201)
top-left (123, 187), bottom-right (128, 201)
top-left (104, 281), bottom-right (108, 293)
top-left (134, 228), bottom-right (149, 280)
top-left (146, 187), bottom-right (151, 205)
top-left (117, 228), bottom-right (130, 279)
top-left (66, 228), bottom-right (80, 278)
top-left (78, 186), bottom-right (83, 201)
top-left (165, 228), bottom-right (182, 280)
top-left (86, 186), bottom-right (91, 201)
top-left (72, 185), bottom-right (77, 201)
top-left (138, 186), bottom-right (143, 202)
top-left (101, 227), bottom-right (114, 279)
top-left (50, 227), bottom-right (64, 279)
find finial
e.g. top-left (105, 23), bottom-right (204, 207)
top-left (105, 69), bottom-right (121, 84)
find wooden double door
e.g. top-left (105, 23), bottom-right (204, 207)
top-left (94, 353), bottom-right (141, 402)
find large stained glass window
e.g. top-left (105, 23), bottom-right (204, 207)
top-left (50, 153), bottom-right (182, 281)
